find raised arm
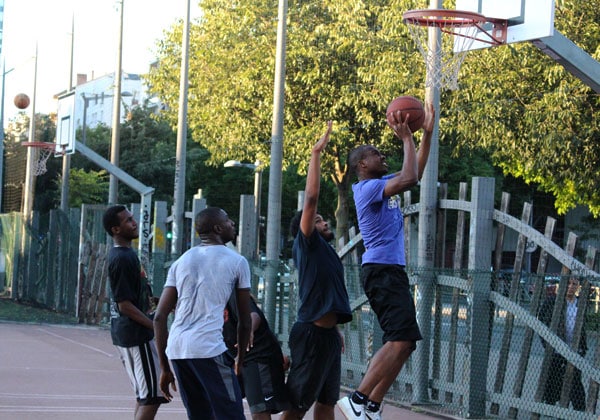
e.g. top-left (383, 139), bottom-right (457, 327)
top-left (299, 121), bottom-right (333, 237)
top-left (384, 101), bottom-right (435, 197)
top-left (384, 112), bottom-right (418, 197)
top-left (417, 101), bottom-right (435, 180)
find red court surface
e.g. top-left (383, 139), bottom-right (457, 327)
top-left (0, 322), bottom-right (449, 419)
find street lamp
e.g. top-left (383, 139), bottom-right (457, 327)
top-left (224, 159), bottom-right (263, 259)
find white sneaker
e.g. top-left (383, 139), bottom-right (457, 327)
top-left (337, 396), bottom-right (366, 420)
top-left (365, 407), bottom-right (382, 420)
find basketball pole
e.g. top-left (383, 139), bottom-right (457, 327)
top-left (0, 61), bottom-right (13, 212)
top-left (171, 0), bottom-right (191, 257)
top-left (60, 14), bottom-right (75, 213)
top-left (108, 0), bottom-right (125, 205)
top-left (22, 43), bottom-right (38, 218)
top-left (263, 0), bottom-right (288, 327)
top-left (413, 0), bottom-right (443, 405)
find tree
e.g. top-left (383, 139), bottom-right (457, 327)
top-left (63, 168), bottom-right (108, 207)
top-left (71, 104), bottom-right (199, 206)
top-left (147, 0), bottom-right (600, 242)
top-left (146, 0), bottom-right (428, 242)
top-left (445, 0), bottom-right (600, 216)
top-left (2, 112), bottom-right (60, 214)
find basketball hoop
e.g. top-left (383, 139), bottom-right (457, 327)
top-left (21, 142), bottom-right (64, 176)
top-left (403, 9), bottom-right (507, 90)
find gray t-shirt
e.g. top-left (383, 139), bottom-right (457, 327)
top-left (164, 244), bottom-right (251, 359)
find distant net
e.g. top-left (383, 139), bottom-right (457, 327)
top-left (403, 9), bottom-right (504, 90)
top-left (3, 140), bottom-right (27, 212)
top-left (21, 142), bottom-right (63, 176)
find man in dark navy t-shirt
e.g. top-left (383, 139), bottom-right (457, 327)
top-left (282, 122), bottom-right (352, 420)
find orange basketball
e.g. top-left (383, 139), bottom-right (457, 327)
top-left (14, 93), bottom-right (30, 110)
top-left (386, 96), bottom-right (425, 132)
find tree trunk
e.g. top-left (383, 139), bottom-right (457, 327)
top-left (333, 169), bottom-right (351, 247)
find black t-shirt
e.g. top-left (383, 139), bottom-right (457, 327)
top-left (223, 294), bottom-right (283, 364)
top-left (108, 246), bottom-right (153, 346)
top-left (292, 229), bottom-right (352, 324)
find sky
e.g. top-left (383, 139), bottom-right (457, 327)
top-left (2, 0), bottom-right (202, 125)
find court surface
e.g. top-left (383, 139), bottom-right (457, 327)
top-left (0, 322), bottom-right (449, 419)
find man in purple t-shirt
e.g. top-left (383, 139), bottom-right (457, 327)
top-left (337, 101), bottom-right (435, 420)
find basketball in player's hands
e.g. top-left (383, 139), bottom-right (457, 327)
top-left (386, 96), bottom-right (425, 132)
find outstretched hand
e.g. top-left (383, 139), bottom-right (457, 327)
top-left (421, 101), bottom-right (435, 133)
top-left (312, 120), bottom-right (333, 154)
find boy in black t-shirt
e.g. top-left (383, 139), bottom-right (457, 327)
top-left (223, 293), bottom-right (291, 418)
top-left (103, 205), bottom-right (168, 419)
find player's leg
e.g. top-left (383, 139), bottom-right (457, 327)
top-left (200, 352), bottom-right (246, 419)
top-left (339, 264), bottom-right (420, 418)
top-left (170, 359), bottom-right (214, 417)
top-left (357, 340), bottom-right (414, 402)
top-left (283, 323), bottom-right (339, 419)
top-left (117, 341), bottom-right (169, 420)
top-left (243, 354), bottom-right (291, 419)
top-left (313, 330), bottom-right (342, 420)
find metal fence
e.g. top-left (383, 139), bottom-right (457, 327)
top-left (2, 176), bottom-right (600, 418)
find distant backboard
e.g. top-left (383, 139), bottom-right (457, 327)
top-left (456, 0), bottom-right (555, 51)
top-left (55, 91), bottom-right (76, 155)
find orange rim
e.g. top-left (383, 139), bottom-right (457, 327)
top-left (403, 9), bottom-right (487, 27)
top-left (21, 142), bottom-right (66, 155)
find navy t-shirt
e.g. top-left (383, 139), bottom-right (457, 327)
top-left (292, 229), bottom-right (352, 324)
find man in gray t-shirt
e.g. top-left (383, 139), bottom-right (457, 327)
top-left (153, 207), bottom-right (252, 420)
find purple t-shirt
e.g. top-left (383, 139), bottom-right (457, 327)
top-left (352, 176), bottom-right (406, 265)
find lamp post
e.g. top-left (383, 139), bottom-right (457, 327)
top-left (224, 160), bottom-right (263, 259)
top-left (109, 0), bottom-right (125, 205)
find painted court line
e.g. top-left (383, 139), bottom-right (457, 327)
top-left (37, 327), bottom-right (115, 357)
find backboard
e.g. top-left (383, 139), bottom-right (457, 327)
top-left (55, 91), bottom-right (76, 155)
top-left (455, 0), bottom-right (555, 51)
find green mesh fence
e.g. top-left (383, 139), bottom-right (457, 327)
top-left (247, 263), bottom-right (600, 419)
top-left (3, 211), bottom-right (599, 418)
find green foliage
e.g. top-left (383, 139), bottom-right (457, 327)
top-left (7, 112), bottom-right (63, 213)
top-left (445, 0), bottom-right (600, 216)
top-left (0, 298), bottom-right (78, 324)
top-left (145, 0), bottom-right (600, 231)
top-left (64, 169), bottom-right (108, 207)
top-left (146, 0), bottom-right (431, 239)
top-left (71, 104), bottom-right (202, 207)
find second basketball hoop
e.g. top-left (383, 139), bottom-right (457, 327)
top-left (403, 9), bottom-right (507, 90)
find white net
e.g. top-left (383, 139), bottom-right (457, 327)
top-left (23, 144), bottom-right (57, 176)
top-left (405, 19), bottom-right (480, 90)
top-left (32, 147), bottom-right (54, 176)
